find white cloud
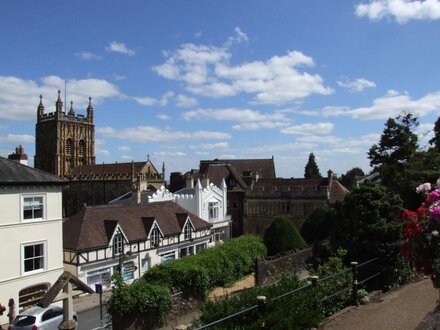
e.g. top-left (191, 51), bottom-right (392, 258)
top-left (243, 142), bottom-right (316, 154)
top-left (157, 114), bottom-right (171, 120)
top-left (121, 155), bottom-right (133, 160)
top-left (225, 27), bottom-right (249, 47)
top-left (154, 151), bottom-right (187, 157)
top-left (232, 121), bottom-right (290, 131)
top-left (117, 146), bottom-right (131, 152)
top-left (134, 91), bottom-right (174, 107)
top-left (106, 41), bottom-right (135, 56)
top-left (348, 90), bottom-right (440, 120)
top-left (355, 0), bottom-right (440, 23)
top-left (0, 75), bottom-right (122, 120)
top-left (96, 126), bottom-right (231, 142)
top-left (190, 142), bottom-right (229, 150)
top-left (0, 134), bottom-right (34, 143)
top-left (153, 34), bottom-right (331, 105)
top-left (194, 31), bottom-right (202, 38)
top-left (281, 122), bottom-right (334, 135)
top-left (337, 78), bottom-right (376, 92)
top-left (183, 108), bottom-right (286, 122)
top-left (176, 94), bottom-right (198, 107)
top-left (75, 51), bottom-right (102, 60)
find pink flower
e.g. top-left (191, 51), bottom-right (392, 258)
top-left (430, 205), bottom-right (440, 221)
top-left (417, 183), bottom-right (432, 194)
top-left (429, 190), bottom-right (440, 204)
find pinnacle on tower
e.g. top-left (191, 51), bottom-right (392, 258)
top-left (55, 90), bottom-right (63, 112)
top-left (68, 101), bottom-right (75, 116)
top-left (37, 94), bottom-right (45, 118)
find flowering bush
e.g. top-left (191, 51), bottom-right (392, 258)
top-left (401, 179), bottom-right (440, 287)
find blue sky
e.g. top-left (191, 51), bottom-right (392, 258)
top-left (1, 0), bottom-right (440, 178)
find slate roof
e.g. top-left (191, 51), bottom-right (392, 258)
top-left (63, 201), bottom-right (212, 251)
top-left (200, 163), bottom-right (248, 191)
top-left (0, 156), bottom-right (67, 185)
top-left (70, 161), bottom-right (149, 176)
top-left (329, 179), bottom-right (350, 204)
top-left (200, 158), bottom-right (276, 180)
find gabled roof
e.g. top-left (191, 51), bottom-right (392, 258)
top-left (329, 179), bottom-right (350, 204)
top-left (0, 156), bottom-right (67, 185)
top-left (63, 201), bottom-right (211, 251)
top-left (200, 163), bottom-right (247, 191)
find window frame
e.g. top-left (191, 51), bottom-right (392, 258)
top-left (113, 234), bottom-right (123, 256)
top-left (150, 227), bottom-right (159, 246)
top-left (22, 241), bottom-right (46, 275)
top-left (22, 195), bottom-right (45, 221)
top-left (208, 202), bottom-right (219, 220)
top-left (184, 222), bottom-right (192, 240)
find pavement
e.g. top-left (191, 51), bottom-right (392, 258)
top-left (320, 277), bottom-right (440, 330)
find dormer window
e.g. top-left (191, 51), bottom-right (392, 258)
top-left (151, 227), bottom-right (159, 246)
top-left (209, 202), bottom-right (219, 219)
top-left (184, 223), bottom-right (192, 240)
top-left (113, 234), bottom-right (123, 255)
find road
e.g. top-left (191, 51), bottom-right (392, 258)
top-left (78, 305), bottom-right (111, 330)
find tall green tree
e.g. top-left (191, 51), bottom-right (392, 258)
top-left (330, 183), bottom-right (407, 289)
top-left (429, 116), bottom-right (440, 150)
top-left (304, 152), bottom-right (322, 179)
top-left (368, 113), bottom-right (419, 207)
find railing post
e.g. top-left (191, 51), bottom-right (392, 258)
top-left (309, 275), bottom-right (319, 287)
top-left (351, 261), bottom-right (359, 307)
top-left (257, 295), bottom-right (267, 328)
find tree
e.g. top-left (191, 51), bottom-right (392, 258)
top-left (304, 153), bottom-right (322, 179)
top-left (368, 113), bottom-right (419, 208)
top-left (339, 167), bottom-right (365, 191)
top-left (330, 183), bottom-right (406, 289)
top-left (263, 216), bottom-right (306, 256)
top-left (300, 207), bottom-right (336, 244)
top-left (429, 116), bottom-right (440, 150)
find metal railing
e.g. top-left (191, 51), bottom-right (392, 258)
top-left (196, 257), bottom-right (382, 329)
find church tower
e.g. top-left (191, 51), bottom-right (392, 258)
top-left (34, 91), bottom-right (95, 177)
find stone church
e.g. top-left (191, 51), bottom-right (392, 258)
top-left (34, 92), bottom-right (165, 216)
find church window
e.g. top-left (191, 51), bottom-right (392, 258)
top-left (66, 139), bottom-right (73, 156)
top-left (78, 140), bottom-right (86, 157)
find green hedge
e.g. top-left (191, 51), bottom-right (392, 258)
top-left (143, 234), bottom-right (267, 299)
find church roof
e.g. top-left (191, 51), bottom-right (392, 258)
top-left (70, 161), bottom-right (150, 176)
top-left (63, 201), bottom-right (211, 251)
top-left (0, 156), bottom-right (67, 185)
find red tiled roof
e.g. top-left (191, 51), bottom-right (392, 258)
top-left (200, 158), bottom-right (276, 180)
top-left (70, 161), bottom-right (152, 176)
top-left (63, 201), bottom-right (211, 251)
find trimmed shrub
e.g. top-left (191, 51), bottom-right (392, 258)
top-left (300, 207), bottom-right (336, 244)
top-left (264, 216), bottom-right (306, 256)
top-left (107, 275), bottom-right (171, 329)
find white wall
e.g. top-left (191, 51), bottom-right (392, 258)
top-left (0, 186), bottom-right (64, 325)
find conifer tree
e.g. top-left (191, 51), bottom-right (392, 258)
top-left (429, 116), bottom-right (440, 150)
top-left (304, 152), bottom-right (322, 179)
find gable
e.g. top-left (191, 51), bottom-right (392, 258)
top-left (108, 223), bottom-right (129, 246)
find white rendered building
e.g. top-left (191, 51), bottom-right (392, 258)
top-left (148, 178), bottom-right (232, 244)
top-left (0, 157), bottom-right (67, 324)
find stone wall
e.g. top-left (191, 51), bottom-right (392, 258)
top-left (254, 247), bottom-right (313, 286)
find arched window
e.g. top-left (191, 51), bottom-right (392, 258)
top-left (65, 139), bottom-right (73, 156)
top-left (78, 140), bottom-right (86, 157)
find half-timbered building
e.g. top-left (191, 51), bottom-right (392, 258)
top-left (62, 201), bottom-right (212, 288)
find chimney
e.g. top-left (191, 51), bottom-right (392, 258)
top-left (8, 145), bottom-right (28, 166)
top-left (185, 173), bottom-right (194, 188)
top-left (201, 174), bottom-right (209, 188)
top-left (327, 169), bottom-right (334, 182)
top-left (132, 180), bottom-right (141, 205)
